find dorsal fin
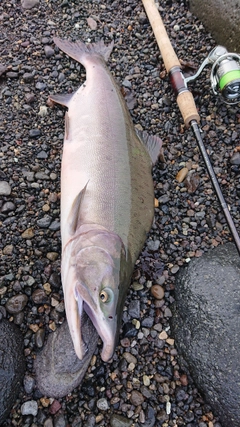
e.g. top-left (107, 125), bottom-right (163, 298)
top-left (136, 129), bottom-right (163, 165)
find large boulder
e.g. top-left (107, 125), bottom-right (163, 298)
top-left (0, 319), bottom-right (25, 424)
top-left (171, 243), bottom-right (240, 427)
top-left (189, 0), bottom-right (240, 51)
top-left (34, 313), bottom-right (99, 398)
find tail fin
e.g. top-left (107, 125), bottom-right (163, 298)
top-left (53, 37), bottom-right (114, 64)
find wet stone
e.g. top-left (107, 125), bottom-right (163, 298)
top-left (172, 243), bottom-right (240, 427)
top-left (0, 320), bottom-right (25, 424)
top-left (5, 294), bottom-right (28, 314)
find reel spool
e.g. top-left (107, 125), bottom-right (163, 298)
top-left (185, 46), bottom-right (240, 104)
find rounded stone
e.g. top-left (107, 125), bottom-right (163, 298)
top-left (21, 400), bottom-right (38, 416)
top-left (5, 294), bottom-right (28, 314)
top-left (0, 320), bottom-right (25, 424)
top-left (151, 284), bottom-right (164, 300)
top-left (171, 243), bottom-right (240, 427)
top-left (0, 181), bottom-right (11, 196)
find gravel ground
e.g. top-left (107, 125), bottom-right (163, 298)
top-left (1, 0), bottom-right (239, 426)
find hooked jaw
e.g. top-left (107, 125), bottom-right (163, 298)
top-left (73, 287), bottom-right (118, 362)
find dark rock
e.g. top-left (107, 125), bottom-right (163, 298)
top-left (29, 129), bottom-right (41, 138)
top-left (0, 319), bottom-right (25, 424)
top-left (171, 243), bottom-right (240, 427)
top-left (5, 293), bottom-right (28, 314)
top-left (34, 313), bottom-right (98, 398)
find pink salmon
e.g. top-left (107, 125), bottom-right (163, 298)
top-left (49, 37), bottom-right (162, 362)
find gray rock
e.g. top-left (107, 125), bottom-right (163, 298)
top-left (189, 0), bottom-right (240, 51)
top-left (34, 313), bottom-right (98, 398)
top-left (54, 413), bottom-right (67, 427)
top-left (128, 299), bottom-right (140, 318)
top-left (21, 0), bottom-right (39, 8)
top-left (21, 400), bottom-right (38, 416)
top-left (37, 215), bottom-right (52, 228)
top-left (0, 181), bottom-right (11, 196)
top-left (44, 46), bottom-right (55, 58)
top-left (5, 294), bottom-right (28, 314)
top-left (171, 243), bottom-right (240, 427)
top-left (0, 319), bottom-right (25, 424)
top-left (110, 414), bottom-right (133, 427)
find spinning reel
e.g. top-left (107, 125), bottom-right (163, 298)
top-left (185, 46), bottom-right (240, 104)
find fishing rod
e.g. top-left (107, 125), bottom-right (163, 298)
top-left (142, 0), bottom-right (240, 256)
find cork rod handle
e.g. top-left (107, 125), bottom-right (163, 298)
top-left (142, 0), bottom-right (200, 127)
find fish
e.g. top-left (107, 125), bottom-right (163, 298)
top-left (49, 37), bottom-right (163, 362)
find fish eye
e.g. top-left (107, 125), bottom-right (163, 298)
top-left (99, 290), bottom-right (109, 303)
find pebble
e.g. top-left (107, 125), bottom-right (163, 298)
top-left (96, 398), bottom-right (109, 411)
top-left (32, 289), bottom-right (48, 304)
top-left (53, 413), bottom-right (67, 427)
top-left (110, 414), bottom-right (133, 427)
top-left (21, 228), bottom-right (35, 239)
top-left (21, 400), bottom-right (38, 416)
top-left (230, 151), bottom-right (240, 164)
top-left (128, 300), bottom-right (140, 318)
top-left (176, 167), bottom-right (188, 183)
top-left (147, 239), bottom-right (160, 251)
top-left (0, 181), bottom-right (11, 196)
top-left (1, 201), bottom-right (15, 213)
top-left (29, 129), bottom-right (41, 138)
top-left (24, 375), bottom-right (35, 394)
top-left (37, 215), bottom-right (52, 228)
top-left (5, 294), bottom-right (28, 314)
top-left (35, 328), bottom-right (45, 348)
top-left (151, 284), bottom-right (165, 299)
top-left (123, 352), bottom-right (137, 365)
top-left (3, 245), bottom-right (14, 255)
top-left (130, 390), bottom-right (144, 406)
top-left (44, 46), bottom-right (55, 58)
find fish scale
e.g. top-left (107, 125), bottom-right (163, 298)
top-left (49, 37), bottom-right (162, 362)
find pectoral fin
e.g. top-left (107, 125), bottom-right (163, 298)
top-left (49, 92), bottom-right (75, 107)
top-left (136, 129), bottom-right (163, 165)
top-left (68, 182), bottom-right (89, 234)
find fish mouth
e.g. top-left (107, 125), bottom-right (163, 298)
top-left (75, 289), bottom-right (117, 362)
